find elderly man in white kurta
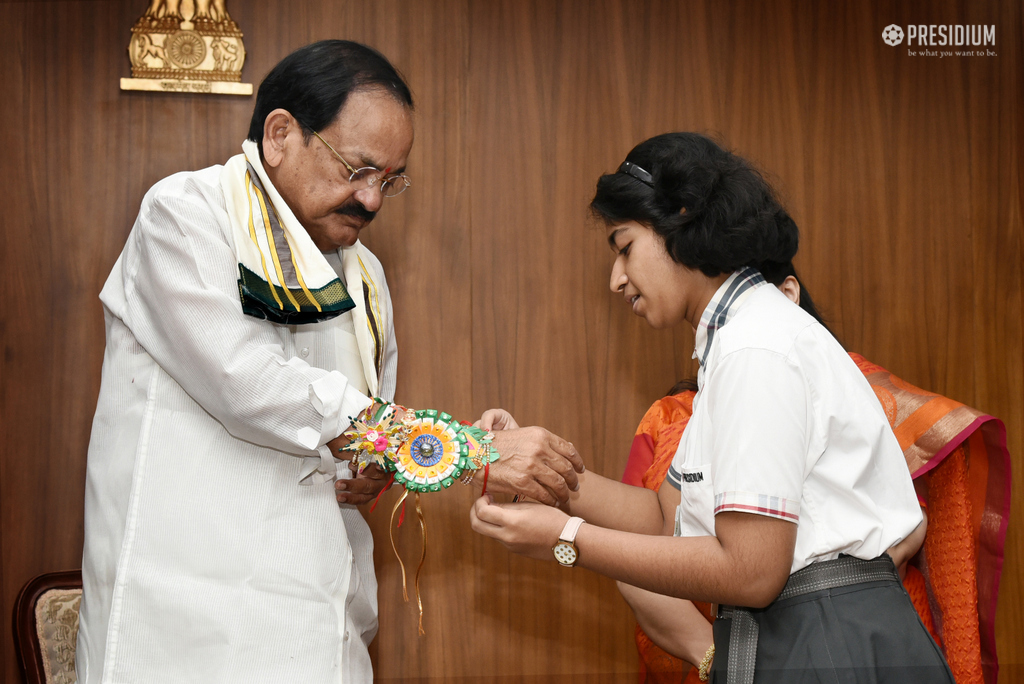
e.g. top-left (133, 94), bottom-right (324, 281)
top-left (78, 41), bottom-right (582, 684)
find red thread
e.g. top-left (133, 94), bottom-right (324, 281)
top-left (369, 472), bottom-right (396, 513)
top-left (481, 463), bottom-right (490, 497)
top-left (398, 497), bottom-right (408, 527)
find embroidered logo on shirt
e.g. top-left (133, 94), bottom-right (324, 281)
top-left (666, 465), bottom-right (707, 490)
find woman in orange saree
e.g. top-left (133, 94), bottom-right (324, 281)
top-left (623, 271), bottom-right (1010, 684)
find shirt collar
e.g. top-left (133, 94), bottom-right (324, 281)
top-left (692, 266), bottom-right (767, 369)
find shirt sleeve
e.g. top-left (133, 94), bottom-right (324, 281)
top-left (110, 175), bottom-right (372, 466)
top-left (705, 348), bottom-right (808, 523)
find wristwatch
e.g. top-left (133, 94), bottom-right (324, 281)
top-left (552, 516), bottom-right (585, 567)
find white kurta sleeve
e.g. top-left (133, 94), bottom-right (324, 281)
top-left (705, 347), bottom-right (808, 523)
top-left (107, 173), bottom-right (372, 465)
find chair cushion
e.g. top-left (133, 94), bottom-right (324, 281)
top-left (34, 588), bottom-right (81, 684)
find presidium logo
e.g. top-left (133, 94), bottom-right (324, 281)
top-left (882, 23), bottom-right (997, 57)
top-left (882, 25), bottom-right (904, 46)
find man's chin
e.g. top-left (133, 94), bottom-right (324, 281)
top-left (309, 223), bottom-right (365, 252)
top-left (337, 228), bottom-right (362, 247)
top-left (337, 218), bottom-right (372, 244)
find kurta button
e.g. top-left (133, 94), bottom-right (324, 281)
top-left (344, 630), bottom-right (350, 641)
top-left (300, 347), bottom-right (309, 358)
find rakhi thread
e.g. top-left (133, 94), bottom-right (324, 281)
top-left (389, 488), bottom-right (411, 602)
top-left (414, 493), bottom-right (427, 636)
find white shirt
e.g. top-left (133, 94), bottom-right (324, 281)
top-left (669, 270), bottom-right (922, 573)
top-left (77, 165), bottom-right (397, 683)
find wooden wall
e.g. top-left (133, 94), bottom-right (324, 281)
top-left (1, 0), bottom-right (1021, 681)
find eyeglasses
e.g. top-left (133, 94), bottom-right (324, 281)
top-left (312, 130), bottom-right (411, 198)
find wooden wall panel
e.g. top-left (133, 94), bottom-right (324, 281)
top-left (1, 1), bottom-right (1021, 682)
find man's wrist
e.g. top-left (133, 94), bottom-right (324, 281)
top-left (329, 399), bottom-right (385, 457)
top-left (357, 399), bottom-right (386, 423)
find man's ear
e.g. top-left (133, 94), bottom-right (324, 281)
top-left (262, 109), bottom-right (296, 168)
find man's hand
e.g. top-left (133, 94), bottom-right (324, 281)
top-left (335, 463), bottom-right (391, 506)
top-left (477, 426), bottom-right (585, 506)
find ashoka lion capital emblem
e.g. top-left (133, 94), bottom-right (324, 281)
top-left (121, 0), bottom-right (252, 95)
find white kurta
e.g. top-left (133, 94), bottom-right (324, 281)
top-left (77, 165), bottom-right (397, 684)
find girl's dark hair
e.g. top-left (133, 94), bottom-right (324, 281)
top-left (248, 40), bottom-right (413, 151)
top-left (591, 133), bottom-right (798, 277)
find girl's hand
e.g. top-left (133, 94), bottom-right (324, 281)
top-left (469, 494), bottom-right (571, 561)
top-left (474, 408), bottom-right (520, 431)
top-left (887, 508), bottom-right (928, 578)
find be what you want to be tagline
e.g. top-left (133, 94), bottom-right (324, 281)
top-left (881, 24), bottom-right (997, 58)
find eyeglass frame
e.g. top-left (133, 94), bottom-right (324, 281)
top-left (311, 130), bottom-right (411, 198)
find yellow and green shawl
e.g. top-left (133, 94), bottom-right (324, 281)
top-left (221, 139), bottom-right (356, 325)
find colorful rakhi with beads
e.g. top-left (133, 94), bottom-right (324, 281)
top-left (339, 400), bottom-right (500, 633)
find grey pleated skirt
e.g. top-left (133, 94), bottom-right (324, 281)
top-left (711, 558), bottom-right (955, 684)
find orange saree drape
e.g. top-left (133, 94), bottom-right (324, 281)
top-left (623, 353), bottom-right (1010, 684)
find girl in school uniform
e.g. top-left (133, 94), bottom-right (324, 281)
top-left (469, 132), bottom-right (955, 683)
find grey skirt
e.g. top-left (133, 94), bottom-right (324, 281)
top-left (711, 556), bottom-right (955, 684)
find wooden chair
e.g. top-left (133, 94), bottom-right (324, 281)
top-left (13, 570), bottom-right (83, 684)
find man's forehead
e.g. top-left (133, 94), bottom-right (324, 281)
top-left (322, 92), bottom-right (413, 170)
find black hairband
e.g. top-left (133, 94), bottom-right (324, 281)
top-left (618, 161), bottom-right (654, 187)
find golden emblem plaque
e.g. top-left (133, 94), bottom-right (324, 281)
top-left (120, 0), bottom-right (252, 96)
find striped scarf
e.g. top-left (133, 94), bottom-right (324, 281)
top-left (221, 140), bottom-right (356, 325)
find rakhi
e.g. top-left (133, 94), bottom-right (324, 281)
top-left (339, 400), bottom-right (500, 634)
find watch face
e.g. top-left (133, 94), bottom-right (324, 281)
top-left (553, 541), bottom-right (577, 566)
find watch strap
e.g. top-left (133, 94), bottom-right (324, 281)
top-left (559, 516), bottom-right (585, 544)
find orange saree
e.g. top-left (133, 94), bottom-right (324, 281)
top-left (623, 353), bottom-right (1010, 684)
